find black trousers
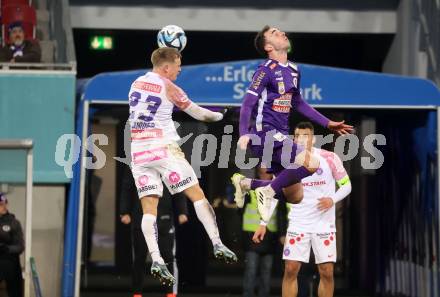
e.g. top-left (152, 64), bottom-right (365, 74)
top-left (132, 224), bottom-right (175, 294)
top-left (0, 258), bottom-right (23, 297)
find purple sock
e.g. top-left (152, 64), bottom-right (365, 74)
top-left (250, 179), bottom-right (271, 190)
top-left (270, 166), bottom-right (312, 194)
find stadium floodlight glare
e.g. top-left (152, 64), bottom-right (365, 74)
top-left (90, 36), bottom-right (113, 50)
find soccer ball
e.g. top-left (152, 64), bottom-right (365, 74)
top-left (157, 25), bottom-right (187, 52)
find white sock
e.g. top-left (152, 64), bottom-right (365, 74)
top-left (193, 198), bottom-right (222, 246)
top-left (141, 214), bottom-right (164, 264)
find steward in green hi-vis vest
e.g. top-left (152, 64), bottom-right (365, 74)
top-left (241, 190), bottom-right (288, 254)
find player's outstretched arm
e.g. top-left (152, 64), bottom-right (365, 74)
top-left (237, 92), bottom-right (259, 149)
top-left (165, 79), bottom-right (224, 122)
top-left (327, 120), bottom-right (354, 135)
top-left (293, 94), bottom-right (354, 135)
top-left (183, 102), bottom-right (224, 122)
top-left (293, 94), bottom-right (330, 127)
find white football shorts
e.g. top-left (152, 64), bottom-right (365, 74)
top-left (282, 230), bottom-right (337, 264)
top-left (131, 142), bottom-right (198, 198)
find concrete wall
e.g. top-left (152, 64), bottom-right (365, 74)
top-left (383, 0), bottom-right (429, 78)
top-left (2, 185), bottom-right (65, 297)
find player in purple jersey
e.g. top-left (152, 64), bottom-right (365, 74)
top-left (231, 25), bottom-right (353, 222)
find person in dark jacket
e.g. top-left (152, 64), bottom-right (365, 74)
top-left (241, 167), bottom-right (287, 297)
top-left (0, 192), bottom-right (24, 297)
top-left (0, 22), bottom-right (41, 63)
top-left (119, 165), bottom-right (189, 297)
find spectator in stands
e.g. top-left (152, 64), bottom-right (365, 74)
top-left (0, 192), bottom-right (24, 297)
top-left (0, 21), bottom-right (41, 63)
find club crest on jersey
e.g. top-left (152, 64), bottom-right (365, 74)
top-left (316, 168), bottom-right (323, 175)
top-left (278, 82), bottom-right (285, 94)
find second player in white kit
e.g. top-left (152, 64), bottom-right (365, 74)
top-left (283, 122), bottom-right (351, 297)
top-left (283, 145), bottom-right (350, 264)
top-left (252, 121), bottom-right (352, 297)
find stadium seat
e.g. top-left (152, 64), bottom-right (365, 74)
top-left (1, 4), bottom-right (36, 44)
top-left (0, 0), bottom-right (32, 7)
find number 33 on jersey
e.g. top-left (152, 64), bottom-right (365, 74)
top-left (128, 71), bottom-right (192, 148)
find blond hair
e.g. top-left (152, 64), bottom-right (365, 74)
top-left (151, 47), bottom-right (181, 67)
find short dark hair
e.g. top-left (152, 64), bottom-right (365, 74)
top-left (151, 47), bottom-right (181, 67)
top-left (254, 25), bottom-right (271, 57)
top-left (295, 121), bottom-right (314, 133)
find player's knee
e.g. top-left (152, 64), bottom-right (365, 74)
top-left (140, 195), bottom-right (160, 214)
top-left (184, 184), bottom-right (205, 202)
top-left (284, 261), bottom-right (300, 280)
top-left (318, 264), bottom-right (334, 282)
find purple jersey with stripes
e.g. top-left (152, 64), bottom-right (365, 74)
top-left (247, 59), bottom-right (300, 134)
top-left (239, 59), bottom-right (329, 137)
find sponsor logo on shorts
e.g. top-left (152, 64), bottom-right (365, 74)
top-left (168, 172), bottom-right (181, 183)
top-left (138, 184), bottom-right (158, 193)
top-left (132, 147), bottom-right (168, 165)
top-left (170, 176), bottom-right (193, 190)
top-left (283, 248), bottom-right (290, 256)
top-left (137, 175), bottom-right (149, 186)
top-left (133, 81), bottom-right (162, 93)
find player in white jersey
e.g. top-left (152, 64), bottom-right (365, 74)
top-left (128, 48), bottom-right (237, 286)
top-left (252, 122), bottom-right (351, 297)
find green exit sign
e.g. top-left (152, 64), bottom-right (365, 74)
top-left (90, 36), bottom-right (113, 50)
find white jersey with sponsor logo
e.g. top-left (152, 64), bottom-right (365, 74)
top-left (128, 71), bottom-right (191, 152)
top-left (288, 148), bottom-right (348, 233)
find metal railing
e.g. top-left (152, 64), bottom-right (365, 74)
top-left (0, 62), bottom-right (76, 71)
